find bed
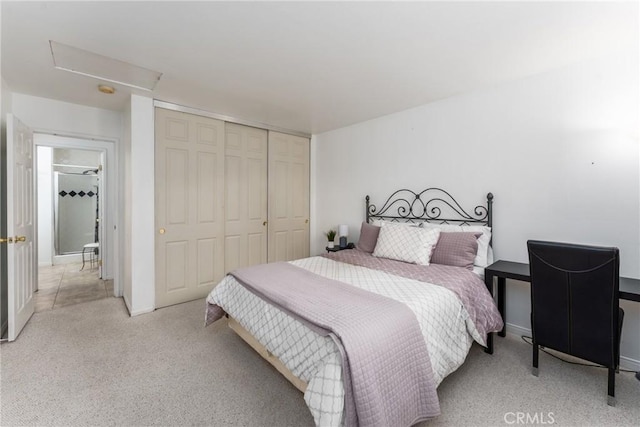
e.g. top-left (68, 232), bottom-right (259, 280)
top-left (205, 188), bottom-right (503, 427)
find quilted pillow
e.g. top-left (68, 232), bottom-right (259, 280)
top-left (356, 222), bottom-right (381, 253)
top-left (430, 232), bottom-right (482, 270)
top-left (422, 223), bottom-right (492, 268)
top-left (372, 223), bottom-right (441, 265)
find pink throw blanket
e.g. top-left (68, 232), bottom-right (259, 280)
top-left (208, 261), bottom-right (440, 427)
top-left (323, 250), bottom-right (504, 344)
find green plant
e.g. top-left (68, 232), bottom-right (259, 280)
top-left (325, 229), bottom-right (337, 241)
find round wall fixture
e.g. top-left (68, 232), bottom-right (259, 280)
top-left (98, 84), bottom-right (115, 94)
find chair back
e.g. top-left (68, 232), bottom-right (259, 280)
top-left (527, 240), bottom-right (620, 368)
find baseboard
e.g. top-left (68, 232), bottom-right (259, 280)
top-left (121, 294), bottom-right (154, 317)
top-left (52, 254), bottom-right (83, 265)
top-left (504, 322), bottom-right (532, 340)
top-left (123, 295), bottom-right (132, 315)
top-left (503, 322), bottom-right (640, 372)
top-left (129, 306), bottom-right (154, 317)
top-left (620, 355), bottom-right (640, 372)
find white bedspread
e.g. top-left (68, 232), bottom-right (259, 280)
top-left (206, 256), bottom-right (479, 426)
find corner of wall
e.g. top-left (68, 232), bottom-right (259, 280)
top-left (128, 95), bottom-right (155, 313)
top-left (121, 98), bottom-right (133, 309)
top-left (309, 134), bottom-right (319, 255)
top-left (122, 293), bottom-right (132, 316)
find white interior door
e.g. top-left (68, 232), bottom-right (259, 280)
top-left (155, 108), bottom-right (226, 308)
top-left (268, 132), bottom-right (310, 262)
top-left (224, 123), bottom-right (268, 273)
top-left (6, 114), bottom-right (36, 341)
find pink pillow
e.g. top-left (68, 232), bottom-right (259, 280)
top-left (430, 232), bottom-right (481, 270)
top-left (356, 222), bottom-right (381, 253)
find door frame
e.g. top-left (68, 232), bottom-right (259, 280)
top-left (33, 132), bottom-right (119, 296)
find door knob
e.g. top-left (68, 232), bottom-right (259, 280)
top-left (263, 221), bottom-right (267, 226)
top-left (305, 219), bottom-right (309, 224)
top-left (15, 236), bottom-right (26, 242)
top-left (159, 228), bottom-right (166, 234)
top-left (0, 237), bottom-right (14, 244)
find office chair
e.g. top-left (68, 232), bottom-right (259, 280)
top-left (527, 240), bottom-right (624, 406)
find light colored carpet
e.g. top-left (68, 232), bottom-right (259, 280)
top-left (1, 297), bottom-right (638, 426)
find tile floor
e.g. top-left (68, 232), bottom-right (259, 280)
top-left (36, 263), bottom-right (114, 312)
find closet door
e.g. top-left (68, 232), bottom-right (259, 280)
top-left (268, 131), bottom-right (310, 262)
top-left (155, 108), bottom-right (225, 308)
top-left (224, 123), bottom-right (268, 273)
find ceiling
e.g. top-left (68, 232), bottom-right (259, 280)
top-left (2, 1), bottom-right (637, 135)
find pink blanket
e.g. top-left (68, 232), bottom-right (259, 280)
top-left (210, 261), bottom-right (440, 427)
top-left (323, 249), bottom-right (504, 344)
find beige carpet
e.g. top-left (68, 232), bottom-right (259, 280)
top-left (1, 297), bottom-right (638, 426)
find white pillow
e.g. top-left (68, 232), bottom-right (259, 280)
top-left (372, 223), bottom-right (441, 265)
top-left (422, 223), bottom-right (492, 268)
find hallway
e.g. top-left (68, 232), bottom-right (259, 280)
top-left (36, 263), bottom-right (113, 312)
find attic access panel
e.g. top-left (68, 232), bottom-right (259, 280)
top-left (50, 40), bottom-right (162, 91)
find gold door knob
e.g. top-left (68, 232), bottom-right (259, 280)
top-left (15, 236), bottom-right (26, 242)
top-left (263, 221), bottom-right (267, 226)
top-left (305, 219), bottom-right (309, 224)
top-left (159, 228), bottom-right (166, 234)
top-left (0, 237), bottom-right (13, 244)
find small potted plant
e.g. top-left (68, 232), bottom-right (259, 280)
top-left (326, 229), bottom-right (337, 249)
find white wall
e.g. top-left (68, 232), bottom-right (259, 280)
top-left (12, 94), bottom-right (122, 140)
top-left (313, 53), bottom-right (640, 367)
top-left (121, 100), bottom-right (132, 310)
top-left (122, 94), bottom-right (155, 316)
top-left (36, 146), bottom-right (53, 266)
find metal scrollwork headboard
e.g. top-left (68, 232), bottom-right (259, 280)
top-left (366, 188), bottom-right (493, 228)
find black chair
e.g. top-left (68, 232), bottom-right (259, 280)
top-left (527, 240), bottom-right (624, 406)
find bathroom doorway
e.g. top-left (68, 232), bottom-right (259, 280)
top-left (35, 134), bottom-right (117, 310)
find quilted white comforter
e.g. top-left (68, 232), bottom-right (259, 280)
top-left (206, 255), bottom-right (486, 426)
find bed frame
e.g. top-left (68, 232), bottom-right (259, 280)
top-left (366, 187), bottom-right (496, 353)
top-left (227, 316), bottom-right (308, 392)
top-left (366, 187), bottom-right (493, 229)
top-left (229, 188), bottom-right (495, 394)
